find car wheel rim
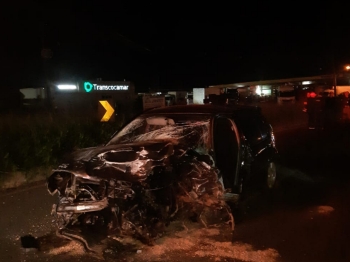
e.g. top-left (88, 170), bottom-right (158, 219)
top-left (267, 162), bottom-right (276, 189)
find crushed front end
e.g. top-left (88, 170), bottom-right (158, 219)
top-left (47, 141), bottom-right (233, 249)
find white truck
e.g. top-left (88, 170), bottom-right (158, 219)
top-left (193, 87), bottom-right (221, 104)
top-left (277, 86), bottom-right (295, 104)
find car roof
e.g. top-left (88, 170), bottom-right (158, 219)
top-left (142, 104), bottom-right (262, 116)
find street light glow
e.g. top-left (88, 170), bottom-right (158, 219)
top-left (57, 84), bottom-right (77, 90)
top-left (302, 81), bottom-right (312, 85)
top-left (345, 65), bottom-right (350, 70)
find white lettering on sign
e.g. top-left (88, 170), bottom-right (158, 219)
top-left (93, 84), bottom-right (129, 91)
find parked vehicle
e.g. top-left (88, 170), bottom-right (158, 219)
top-left (319, 89), bottom-right (335, 97)
top-left (226, 88), bottom-right (240, 104)
top-left (277, 86), bottom-right (296, 104)
top-left (47, 104), bottom-right (278, 247)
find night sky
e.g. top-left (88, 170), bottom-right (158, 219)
top-left (1, 1), bottom-right (350, 91)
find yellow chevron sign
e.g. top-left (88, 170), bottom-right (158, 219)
top-left (98, 100), bottom-right (115, 122)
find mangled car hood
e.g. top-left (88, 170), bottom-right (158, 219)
top-left (47, 140), bottom-right (178, 194)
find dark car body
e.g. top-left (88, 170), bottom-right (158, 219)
top-left (114, 104), bottom-right (278, 193)
top-left (47, 104), bottom-right (277, 246)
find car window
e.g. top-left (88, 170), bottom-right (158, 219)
top-left (257, 118), bottom-right (270, 140)
top-left (234, 117), bottom-right (262, 144)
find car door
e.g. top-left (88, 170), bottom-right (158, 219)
top-left (233, 115), bottom-right (277, 184)
top-left (233, 116), bottom-right (264, 156)
top-left (213, 116), bottom-right (241, 193)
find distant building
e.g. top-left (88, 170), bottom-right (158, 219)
top-left (19, 87), bottom-right (47, 109)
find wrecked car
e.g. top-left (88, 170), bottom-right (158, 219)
top-left (47, 104), bottom-right (278, 247)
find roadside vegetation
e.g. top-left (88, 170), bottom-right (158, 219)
top-left (0, 112), bottom-right (123, 187)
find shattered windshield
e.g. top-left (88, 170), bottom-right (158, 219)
top-left (107, 114), bottom-right (211, 150)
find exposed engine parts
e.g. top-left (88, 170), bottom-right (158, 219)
top-left (48, 144), bottom-right (234, 249)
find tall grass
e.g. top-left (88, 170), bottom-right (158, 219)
top-left (0, 112), bottom-right (122, 175)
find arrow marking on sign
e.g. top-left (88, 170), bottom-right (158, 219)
top-left (99, 101), bottom-right (114, 122)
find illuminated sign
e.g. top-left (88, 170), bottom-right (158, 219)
top-left (57, 84), bottom-right (77, 90)
top-left (302, 81), bottom-right (313, 85)
top-left (84, 82), bottom-right (93, 92)
top-left (98, 100), bottom-right (115, 122)
top-left (84, 82), bottom-right (129, 92)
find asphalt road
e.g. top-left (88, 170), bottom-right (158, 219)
top-left (233, 124), bottom-right (350, 262)
top-left (0, 182), bottom-right (54, 262)
top-left (0, 123), bottom-right (349, 262)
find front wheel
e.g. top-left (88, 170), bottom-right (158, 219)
top-left (266, 162), bottom-right (277, 189)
